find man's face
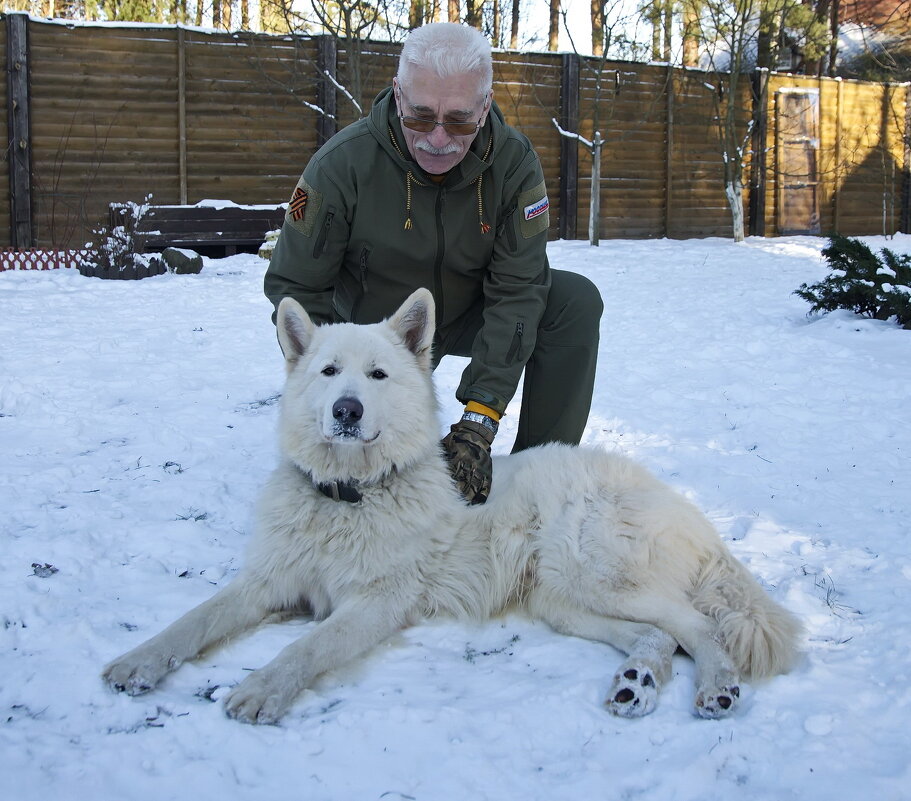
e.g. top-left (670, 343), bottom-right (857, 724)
top-left (393, 67), bottom-right (492, 175)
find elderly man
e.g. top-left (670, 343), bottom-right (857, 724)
top-left (265, 22), bottom-right (603, 504)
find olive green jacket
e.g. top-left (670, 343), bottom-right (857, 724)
top-left (264, 87), bottom-right (551, 415)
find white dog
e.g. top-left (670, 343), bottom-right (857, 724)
top-left (103, 289), bottom-right (801, 724)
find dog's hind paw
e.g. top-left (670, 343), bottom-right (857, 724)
top-left (695, 683), bottom-right (740, 719)
top-left (606, 662), bottom-right (660, 718)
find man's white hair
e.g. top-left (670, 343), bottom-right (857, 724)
top-left (397, 23), bottom-right (493, 100)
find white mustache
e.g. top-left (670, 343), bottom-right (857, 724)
top-left (415, 141), bottom-right (461, 156)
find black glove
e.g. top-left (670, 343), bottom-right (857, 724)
top-left (441, 417), bottom-right (495, 505)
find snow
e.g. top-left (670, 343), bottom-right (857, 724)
top-left (3, 234), bottom-right (911, 800)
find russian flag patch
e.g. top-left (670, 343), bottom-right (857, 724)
top-left (524, 196), bottom-right (549, 221)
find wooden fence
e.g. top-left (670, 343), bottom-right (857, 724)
top-left (2, 13), bottom-right (909, 250)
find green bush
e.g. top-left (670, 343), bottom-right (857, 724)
top-left (76, 196), bottom-right (152, 276)
top-left (795, 235), bottom-right (911, 329)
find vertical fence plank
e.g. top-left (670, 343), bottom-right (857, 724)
top-left (664, 63), bottom-right (674, 237)
top-left (317, 35), bottom-right (338, 148)
top-left (177, 26), bottom-right (187, 205)
top-left (558, 53), bottom-right (579, 241)
top-left (900, 83), bottom-right (910, 235)
top-left (748, 69), bottom-right (768, 236)
top-left (6, 12), bottom-right (32, 248)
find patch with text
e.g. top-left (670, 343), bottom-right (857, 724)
top-left (516, 181), bottom-right (549, 239)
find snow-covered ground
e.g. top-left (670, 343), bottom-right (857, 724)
top-left (2, 235), bottom-right (909, 800)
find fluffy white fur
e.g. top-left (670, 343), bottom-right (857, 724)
top-left (103, 289), bottom-right (802, 724)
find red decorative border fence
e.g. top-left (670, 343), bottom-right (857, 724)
top-left (0, 248), bottom-right (167, 280)
top-left (0, 248), bottom-right (91, 271)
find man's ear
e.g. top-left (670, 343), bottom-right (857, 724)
top-left (276, 297), bottom-right (315, 367)
top-left (388, 288), bottom-right (435, 370)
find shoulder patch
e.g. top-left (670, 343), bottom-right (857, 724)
top-left (285, 178), bottom-right (323, 237)
top-left (516, 181), bottom-right (549, 239)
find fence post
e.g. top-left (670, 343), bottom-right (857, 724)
top-left (749, 69), bottom-right (769, 237)
top-left (177, 26), bottom-right (188, 205)
top-left (6, 12), bottom-right (33, 248)
top-left (559, 53), bottom-right (579, 240)
top-left (316, 35), bottom-right (338, 148)
top-left (901, 83), bottom-right (910, 235)
top-left (664, 63), bottom-right (674, 237)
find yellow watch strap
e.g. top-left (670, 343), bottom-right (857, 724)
top-left (465, 401), bottom-right (501, 422)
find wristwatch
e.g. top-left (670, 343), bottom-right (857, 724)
top-left (461, 410), bottom-right (499, 435)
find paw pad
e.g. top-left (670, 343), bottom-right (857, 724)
top-left (695, 684), bottom-right (741, 718)
top-left (607, 663), bottom-right (660, 718)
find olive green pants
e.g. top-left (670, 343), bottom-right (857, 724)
top-left (434, 269), bottom-right (603, 452)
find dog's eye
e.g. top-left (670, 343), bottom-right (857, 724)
top-left (369, 369), bottom-right (387, 380)
top-left (321, 365), bottom-right (337, 377)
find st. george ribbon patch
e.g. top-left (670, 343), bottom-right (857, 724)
top-left (285, 178), bottom-right (323, 236)
top-left (290, 187), bottom-right (308, 221)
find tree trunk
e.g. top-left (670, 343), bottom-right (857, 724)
top-left (549, 0), bottom-right (560, 52)
top-left (589, 132), bottom-right (603, 246)
top-left (725, 178), bottom-right (745, 242)
top-left (465, 0), bottom-right (482, 29)
top-left (448, 0), bottom-right (459, 23)
top-left (828, 0), bottom-right (840, 77)
top-left (649, 1), bottom-right (661, 60)
top-left (410, 0), bottom-right (425, 29)
top-left (682, 0), bottom-right (701, 67)
top-left (591, 0), bottom-right (602, 57)
top-left (510, 0), bottom-right (519, 49)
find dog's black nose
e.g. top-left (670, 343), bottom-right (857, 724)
top-left (332, 396), bottom-right (363, 424)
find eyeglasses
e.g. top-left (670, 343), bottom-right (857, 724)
top-left (399, 114), bottom-right (483, 137)
top-left (396, 89), bottom-right (488, 137)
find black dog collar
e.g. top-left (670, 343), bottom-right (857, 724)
top-left (315, 479), bottom-right (363, 504)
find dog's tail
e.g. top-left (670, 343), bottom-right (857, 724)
top-left (691, 550), bottom-right (802, 680)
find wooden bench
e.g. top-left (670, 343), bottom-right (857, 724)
top-left (110, 202), bottom-right (286, 257)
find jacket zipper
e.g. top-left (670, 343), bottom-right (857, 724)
top-left (433, 188), bottom-right (446, 323)
top-left (505, 321), bottom-right (524, 363)
top-left (350, 245), bottom-right (370, 320)
top-left (312, 208), bottom-right (335, 258)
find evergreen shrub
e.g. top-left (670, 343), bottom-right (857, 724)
top-left (795, 235), bottom-right (911, 329)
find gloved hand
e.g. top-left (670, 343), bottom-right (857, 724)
top-left (441, 417), bottom-right (495, 505)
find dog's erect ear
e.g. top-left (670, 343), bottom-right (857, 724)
top-left (277, 297), bottom-right (315, 363)
top-left (389, 288), bottom-right (435, 366)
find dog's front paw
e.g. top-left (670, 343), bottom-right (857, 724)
top-left (695, 683), bottom-right (741, 719)
top-left (223, 670), bottom-right (297, 725)
top-left (606, 661), bottom-right (660, 718)
top-left (102, 649), bottom-right (178, 696)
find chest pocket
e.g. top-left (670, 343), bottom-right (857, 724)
top-left (312, 206), bottom-right (337, 258)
